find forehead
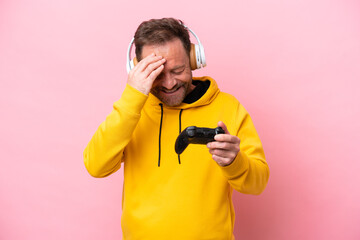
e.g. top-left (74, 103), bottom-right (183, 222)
top-left (141, 38), bottom-right (188, 65)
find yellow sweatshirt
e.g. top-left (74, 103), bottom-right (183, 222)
top-left (84, 76), bottom-right (269, 240)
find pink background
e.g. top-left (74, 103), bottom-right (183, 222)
top-left (1, 0), bottom-right (359, 239)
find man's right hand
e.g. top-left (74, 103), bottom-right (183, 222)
top-left (127, 53), bottom-right (166, 95)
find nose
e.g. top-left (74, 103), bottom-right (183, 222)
top-left (161, 73), bottom-right (177, 90)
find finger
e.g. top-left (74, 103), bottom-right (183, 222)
top-left (214, 134), bottom-right (240, 144)
top-left (147, 64), bottom-right (165, 83)
top-left (143, 58), bottom-right (166, 78)
top-left (208, 141), bottom-right (233, 150)
top-left (211, 154), bottom-right (234, 167)
top-left (133, 53), bottom-right (162, 73)
top-left (208, 141), bottom-right (240, 153)
top-left (217, 121), bottom-right (230, 134)
top-left (209, 148), bottom-right (237, 159)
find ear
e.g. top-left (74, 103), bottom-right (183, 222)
top-left (190, 43), bottom-right (197, 70)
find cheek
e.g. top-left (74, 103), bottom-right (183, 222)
top-left (178, 71), bottom-right (192, 84)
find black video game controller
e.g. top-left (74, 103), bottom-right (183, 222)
top-left (175, 126), bottom-right (225, 154)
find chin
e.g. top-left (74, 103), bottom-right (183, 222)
top-left (159, 95), bottom-right (184, 107)
top-left (162, 100), bottom-right (182, 107)
top-left (157, 90), bottom-right (186, 107)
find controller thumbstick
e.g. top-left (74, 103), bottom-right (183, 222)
top-left (188, 130), bottom-right (195, 137)
top-left (187, 126), bottom-right (196, 138)
top-left (215, 127), bottom-right (225, 134)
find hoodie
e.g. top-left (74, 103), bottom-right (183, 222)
top-left (84, 76), bottom-right (269, 240)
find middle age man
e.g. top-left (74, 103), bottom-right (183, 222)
top-left (84, 18), bottom-right (269, 240)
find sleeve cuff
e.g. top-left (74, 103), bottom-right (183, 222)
top-left (220, 151), bottom-right (249, 180)
top-left (113, 84), bottom-right (149, 115)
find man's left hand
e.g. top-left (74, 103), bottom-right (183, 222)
top-left (207, 121), bottom-right (240, 167)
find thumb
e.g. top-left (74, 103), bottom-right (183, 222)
top-left (217, 121), bottom-right (230, 134)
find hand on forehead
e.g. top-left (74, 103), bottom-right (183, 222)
top-left (141, 39), bottom-right (188, 63)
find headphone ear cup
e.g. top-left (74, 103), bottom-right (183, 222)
top-left (127, 57), bottom-right (139, 73)
top-left (190, 43), bottom-right (198, 70)
top-left (199, 44), bottom-right (206, 67)
top-left (133, 57), bottom-right (138, 67)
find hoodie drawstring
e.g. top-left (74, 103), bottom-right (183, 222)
top-left (158, 103), bottom-right (183, 167)
top-left (158, 103), bottom-right (164, 167)
top-left (178, 109), bottom-right (183, 164)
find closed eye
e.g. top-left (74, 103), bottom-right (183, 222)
top-left (172, 68), bottom-right (185, 75)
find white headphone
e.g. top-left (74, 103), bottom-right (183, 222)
top-left (126, 25), bottom-right (206, 73)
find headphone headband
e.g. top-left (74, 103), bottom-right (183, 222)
top-left (126, 24), bottom-right (206, 73)
top-left (126, 38), bottom-right (135, 73)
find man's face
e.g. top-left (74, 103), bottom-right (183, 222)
top-left (141, 38), bottom-right (194, 107)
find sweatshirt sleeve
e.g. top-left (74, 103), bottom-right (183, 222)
top-left (83, 84), bottom-right (148, 178)
top-left (220, 104), bottom-right (270, 195)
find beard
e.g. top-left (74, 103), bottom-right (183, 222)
top-left (150, 81), bottom-right (192, 107)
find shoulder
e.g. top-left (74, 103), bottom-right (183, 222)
top-left (217, 91), bottom-right (238, 102)
top-left (216, 91), bottom-right (244, 110)
top-left (216, 91), bottom-right (250, 121)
